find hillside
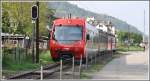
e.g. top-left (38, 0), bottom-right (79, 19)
top-left (47, 2), bottom-right (142, 34)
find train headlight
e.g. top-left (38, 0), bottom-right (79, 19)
top-left (63, 47), bottom-right (70, 51)
top-left (67, 20), bottom-right (72, 24)
top-left (78, 41), bottom-right (82, 45)
top-left (52, 41), bottom-right (56, 44)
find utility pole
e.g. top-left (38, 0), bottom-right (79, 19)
top-left (35, 1), bottom-right (39, 63)
top-left (128, 24), bottom-right (130, 51)
top-left (32, 21), bottom-right (35, 63)
top-left (143, 9), bottom-right (145, 51)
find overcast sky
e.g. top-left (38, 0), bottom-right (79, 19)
top-left (68, 1), bottom-right (149, 35)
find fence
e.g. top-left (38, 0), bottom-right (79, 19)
top-left (2, 34), bottom-right (49, 65)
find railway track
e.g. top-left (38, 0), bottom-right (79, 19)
top-left (7, 51), bottom-right (113, 79)
top-left (8, 61), bottom-right (72, 79)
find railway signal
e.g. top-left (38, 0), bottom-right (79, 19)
top-left (31, 2), bottom-right (39, 63)
top-left (31, 5), bottom-right (38, 20)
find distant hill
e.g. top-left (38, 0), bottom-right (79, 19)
top-left (48, 2), bottom-right (142, 34)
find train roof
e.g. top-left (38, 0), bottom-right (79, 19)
top-left (98, 29), bottom-right (115, 37)
top-left (53, 18), bottom-right (85, 26)
top-left (86, 22), bottom-right (99, 33)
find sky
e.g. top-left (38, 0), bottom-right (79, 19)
top-left (68, 1), bottom-right (149, 35)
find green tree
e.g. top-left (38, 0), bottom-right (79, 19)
top-left (130, 32), bottom-right (142, 44)
top-left (2, 2), bottom-right (55, 37)
top-left (117, 31), bottom-right (143, 46)
top-left (116, 31), bottom-right (127, 44)
top-left (2, 9), bottom-right (10, 33)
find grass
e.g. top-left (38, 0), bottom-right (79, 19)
top-left (2, 53), bottom-right (40, 72)
top-left (39, 51), bottom-right (54, 64)
top-left (117, 45), bottom-right (144, 52)
top-left (3, 61), bottom-right (40, 71)
top-left (81, 56), bottom-right (114, 79)
top-left (2, 49), bottom-right (54, 77)
top-left (2, 54), bottom-right (40, 78)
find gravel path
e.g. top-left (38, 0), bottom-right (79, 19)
top-left (92, 50), bottom-right (149, 80)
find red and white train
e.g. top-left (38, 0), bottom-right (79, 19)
top-left (49, 18), bottom-right (116, 61)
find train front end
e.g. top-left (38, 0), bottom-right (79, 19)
top-left (49, 18), bottom-right (86, 61)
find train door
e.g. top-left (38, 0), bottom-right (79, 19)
top-left (107, 36), bottom-right (112, 51)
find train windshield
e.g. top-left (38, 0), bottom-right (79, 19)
top-left (53, 25), bottom-right (82, 41)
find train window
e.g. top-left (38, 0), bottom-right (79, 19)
top-left (54, 25), bottom-right (82, 41)
top-left (86, 34), bottom-right (90, 40)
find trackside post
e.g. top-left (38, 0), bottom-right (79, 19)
top-left (72, 56), bottom-right (75, 78)
top-left (39, 59), bottom-right (43, 80)
top-left (40, 65), bottom-right (43, 80)
top-left (79, 55), bottom-right (82, 79)
top-left (60, 58), bottom-right (63, 79)
top-left (86, 52), bottom-right (88, 69)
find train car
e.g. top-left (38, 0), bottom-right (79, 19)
top-left (49, 18), bottom-right (116, 61)
top-left (98, 30), bottom-right (108, 52)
